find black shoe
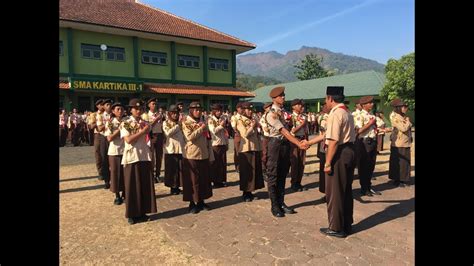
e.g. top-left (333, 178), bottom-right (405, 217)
top-left (248, 192), bottom-right (255, 200)
top-left (393, 180), bottom-right (401, 186)
top-left (371, 176), bottom-right (377, 180)
top-left (139, 214), bottom-right (150, 222)
top-left (369, 188), bottom-right (381, 195)
top-left (361, 190), bottom-right (373, 197)
top-left (197, 201), bottom-right (211, 211)
top-left (281, 203), bottom-right (296, 214)
top-left (104, 183), bottom-right (110, 189)
top-left (398, 183), bottom-right (407, 188)
top-left (320, 228), bottom-right (347, 238)
top-left (113, 197), bottom-right (123, 205)
top-left (271, 208), bottom-right (285, 217)
top-left (154, 177), bottom-right (159, 183)
top-left (128, 218), bottom-right (137, 225)
top-left (188, 202), bottom-right (199, 214)
top-left (98, 175), bottom-right (104, 181)
top-left (301, 185), bottom-right (308, 191)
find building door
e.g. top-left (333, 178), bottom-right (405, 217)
top-left (78, 96), bottom-right (91, 113)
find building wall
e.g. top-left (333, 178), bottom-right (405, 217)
top-left (59, 28), bottom-right (69, 74)
top-left (138, 38), bottom-right (172, 80)
top-left (73, 30), bottom-right (135, 77)
top-left (207, 47), bottom-right (232, 85)
top-left (175, 43), bottom-right (203, 83)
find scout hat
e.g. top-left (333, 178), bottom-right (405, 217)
top-left (359, 96), bottom-right (374, 105)
top-left (128, 98), bottom-right (144, 108)
top-left (269, 86), bottom-right (285, 98)
top-left (168, 104), bottom-right (179, 112)
top-left (211, 103), bottom-right (223, 110)
top-left (241, 102), bottom-right (254, 110)
top-left (291, 98), bottom-right (304, 106)
top-left (263, 102), bottom-right (272, 109)
top-left (102, 99), bottom-right (113, 104)
top-left (147, 98), bottom-right (157, 105)
top-left (188, 101), bottom-right (203, 109)
top-left (111, 102), bottom-right (124, 109)
top-left (391, 98), bottom-right (407, 107)
top-left (95, 99), bottom-right (105, 106)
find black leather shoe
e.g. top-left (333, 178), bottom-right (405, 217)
top-left (271, 208), bottom-right (285, 217)
top-left (197, 201), bottom-right (211, 211)
top-left (320, 228), bottom-right (347, 238)
top-left (189, 202), bottom-right (199, 214)
top-left (98, 175), bottom-right (104, 181)
top-left (139, 214), bottom-right (150, 222)
top-left (128, 218), bottom-right (136, 225)
top-left (113, 197), bottom-right (123, 205)
top-left (281, 203), bottom-right (296, 214)
top-left (361, 190), bottom-right (373, 197)
top-left (104, 183), bottom-right (110, 189)
top-left (369, 188), bottom-right (381, 195)
top-left (301, 185), bottom-right (308, 191)
top-left (213, 182), bottom-right (224, 188)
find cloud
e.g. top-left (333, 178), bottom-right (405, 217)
top-left (258, 0), bottom-right (382, 47)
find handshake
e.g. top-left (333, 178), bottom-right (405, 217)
top-left (298, 139), bottom-right (311, 150)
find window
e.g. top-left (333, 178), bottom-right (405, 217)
top-left (177, 55), bottom-right (200, 68)
top-left (209, 58), bottom-right (229, 71)
top-left (105, 47), bottom-right (125, 61)
top-left (142, 50), bottom-right (167, 65)
top-left (81, 44), bottom-right (102, 60)
top-left (59, 41), bottom-right (64, 56)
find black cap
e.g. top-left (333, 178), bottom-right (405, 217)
top-left (236, 102), bottom-right (243, 109)
top-left (291, 99), bottom-right (304, 106)
top-left (176, 101), bottom-right (184, 105)
top-left (103, 99), bottom-right (113, 104)
top-left (128, 98), bottom-right (144, 108)
top-left (326, 86), bottom-right (344, 96)
top-left (95, 99), bottom-right (104, 106)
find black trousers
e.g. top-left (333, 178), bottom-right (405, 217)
top-left (326, 143), bottom-right (355, 232)
top-left (358, 138), bottom-right (377, 192)
top-left (265, 138), bottom-right (291, 205)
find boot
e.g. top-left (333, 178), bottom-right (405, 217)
top-left (268, 184), bottom-right (284, 217)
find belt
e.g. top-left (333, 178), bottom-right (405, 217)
top-left (339, 142), bottom-right (354, 148)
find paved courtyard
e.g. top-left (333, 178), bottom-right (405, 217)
top-left (60, 134), bottom-right (414, 265)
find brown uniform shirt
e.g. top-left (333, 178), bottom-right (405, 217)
top-left (237, 115), bottom-right (262, 152)
top-left (325, 103), bottom-right (356, 145)
top-left (264, 104), bottom-right (287, 138)
top-left (389, 111), bottom-right (412, 148)
top-left (181, 115), bottom-right (209, 160)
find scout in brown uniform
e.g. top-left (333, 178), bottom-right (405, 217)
top-left (264, 86), bottom-right (309, 217)
top-left (354, 96), bottom-right (381, 196)
top-left (120, 99), bottom-right (157, 225)
top-left (59, 109), bottom-right (68, 147)
top-left (208, 104), bottom-right (229, 187)
top-left (163, 104), bottom-right (185, 195)
top-left (89, 99), bottom-right (111, 186)
top-left (289, 99), bottom-right (309, 192)
top-left (259, 102), bottom-right (272, 175)
top-left (181, 102), bottom-right (213, 214)
top-left (69, 108), bottom-right (82, 146)
top-left (105, 102), bottom-right (125, 205)
top-left (237, 102), bottom-right (265, 201)
top-left (231, 102), bottom-right (244, 173)
top-left (318, 86), bottom-right (356, 238)
top-left (375, 112), bottom-right (386, 153)
top-left (388, 99), bottom-right (412, 187)
top-left (143, 98), bottom-right (165, 183)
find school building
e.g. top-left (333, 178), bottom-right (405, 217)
top-left (59, 0), bottom-right (256, 112)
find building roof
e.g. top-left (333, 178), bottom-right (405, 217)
top-left (249, 70), bottom-right (386, 103)
top-left (60, 0), bottom-right (255, 51)
top-left (59, 79), bottom-right (70, 90)
top-left (145, 83), bottom-right (255, 97)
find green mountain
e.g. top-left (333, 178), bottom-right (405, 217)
top-left (237, 46), bottom-right (385, 82)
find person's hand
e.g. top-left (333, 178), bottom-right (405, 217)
top-left (199, 122), bottom-right (207, 129)
top-left (219, 120), bottom-right (226, 127)
top-left (298, 140), bottom-right (309, 150)
top-left (324, 163), bottom-right (331, 174)
top-left (141, 124), bottom-right (151, 134)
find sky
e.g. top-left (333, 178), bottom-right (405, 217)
top-left (140, 0), bottom-right (414, 64)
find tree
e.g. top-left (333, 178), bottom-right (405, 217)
top-left (294, 53), bottom-right (333, 81)
top-left (381, 52), bottom-right (415, 109)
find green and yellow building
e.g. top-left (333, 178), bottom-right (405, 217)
top-left (59, 0), bottom-right (256, 112)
